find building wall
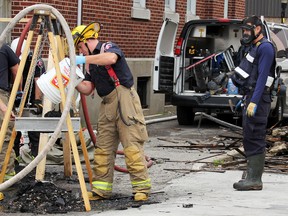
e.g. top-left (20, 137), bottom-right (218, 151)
top-left (245, 0), bottom-right (288, 24)
top-left (246, 0), bottom-right (284, 18)
top-left (6, 0), bottom-right (245, 126)
top-left (9, 0), bottom-right (246, 57)
top-left (228, 0), bottom-right (246, 18)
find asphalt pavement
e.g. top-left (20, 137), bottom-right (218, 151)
top-left (89, 116), bottom-right (288, 216)
top-left (88, 170), bottom-right (288, 216)
top-left (2, 116), bottom-right (288, 216)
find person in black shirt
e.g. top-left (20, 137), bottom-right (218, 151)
top-left (0, 43), bottom-right (21, 181)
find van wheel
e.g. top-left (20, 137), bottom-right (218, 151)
top-left (268, 97), bottom-right (284, 127)
top-left (177, 106), bottom-right (195, 125)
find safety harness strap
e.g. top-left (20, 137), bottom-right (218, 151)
top-left (105, 65), bottom-right (120, 87)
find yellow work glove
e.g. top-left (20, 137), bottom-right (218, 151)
top-left (0, 192), bottom-right (4, 201)
top-left (246, 102), bottom-right (257, 117)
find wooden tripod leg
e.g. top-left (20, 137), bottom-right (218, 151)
top-left (52, 18), bottom-right (65, 61)
top-left (63, 133), bottom-right (72, 176)
top-left (48, 29), bottom-right (91, 211)
top-left (79, 128), bottom-right (93, 189)
top-left (50, 19), bottom-right (73, 177)
top-left (35, 132), bottom-right (49, 181)
top-left (35, 50), bottom-right (54, 181)
top-left (0, 129), bottom-right (17, 183)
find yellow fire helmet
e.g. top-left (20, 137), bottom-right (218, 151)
top-left (72, 21), bottom-right (101, 45)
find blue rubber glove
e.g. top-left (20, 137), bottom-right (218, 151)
top-left (16, 91), bottom-right (23, 100)
top-left (76, 55), bottom-right (86, 65)
top-left (235, 99), bottom-right (242, 111)
top-left (15, 91), bottom-right (23, 107)
top-left (246, 102), bottom-right (257, 117)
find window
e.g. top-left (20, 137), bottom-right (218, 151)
top-left (131, 0), bottom-right (150, 20)
top-left (0, 0), bottom-right (11, 40)
top-left (164, 0), bottom-right (179, 22)
top-left (186, 0), bottom-right (199, 22)
top-left (187, 0), bottom-right (196, 15)
top-left (133, 0), bottom-right (146, 8)
top-left (269, 25), bottom-right (288, 58)
top-left (165, 0), bottom-right (176, 12)
top-left (137, 77), bottom-right (150, 108)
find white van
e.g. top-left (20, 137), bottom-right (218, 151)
top-left (268, 22), bottom-right (288, 117)
top-left (154, 18), bottom-right (286, 125)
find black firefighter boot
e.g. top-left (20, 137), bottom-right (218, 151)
top-left (233, 153), bottom-right (265, 191)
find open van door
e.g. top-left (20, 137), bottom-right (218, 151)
top-left (153, 19), bottom-right (178, 93)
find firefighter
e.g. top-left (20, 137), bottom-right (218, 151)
top-left (231, 16), bottom-right (276, 190)
top-left (0, 43), bottom-right (21, 183)
top-left (71, 22), bottom-right (151, 201)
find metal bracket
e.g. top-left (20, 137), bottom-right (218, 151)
top-left (15, 117), bottom-right (81, 132)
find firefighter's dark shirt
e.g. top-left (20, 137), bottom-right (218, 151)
top-left (84, 41), bottom-right (134, 97)
top-left (0, 44), bottom-right (20, 91)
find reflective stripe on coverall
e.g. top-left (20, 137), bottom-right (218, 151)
top-left (92, 85), bottom-right (151, 198)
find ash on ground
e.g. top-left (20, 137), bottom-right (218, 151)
top-left (0, 167), bottom-right (161, 214)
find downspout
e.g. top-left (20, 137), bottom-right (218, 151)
top-left (224, 0), bottom-right (228, 18)
top-left (76, 0), bottom-right (97, 145)
top-left (77, 0), bottom-right (83, 25)
top-left (281, 0), bottom-right (288, 23)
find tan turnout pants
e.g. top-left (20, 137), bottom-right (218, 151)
top-left (92, 85), bottom-right (151, 198)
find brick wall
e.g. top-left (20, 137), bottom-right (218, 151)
top-left (228, 0), bottom-right (246, 19)
top-left (10, 0), bottom-right (245, 58)
top-left (197, 0), bottom-right (245, 19)
top-left (11, 0), bottom-right (79, 56)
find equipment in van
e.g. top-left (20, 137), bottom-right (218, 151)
top-left (184, 45), bottom-right (236, 94)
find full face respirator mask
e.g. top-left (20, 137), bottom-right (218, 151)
top-left (240, 16), bottom-right (262, 46)
top-left (240, 25), bottom-right (257, 45)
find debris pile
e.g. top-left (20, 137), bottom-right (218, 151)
top-left (7, 181), bottom-right (83, 214)
top-left (155, 122), bottom-right (288, 175)
top-left (0, 171), bottom-right (84, 214)
top-left (267, 126), bottom-right (288, 156)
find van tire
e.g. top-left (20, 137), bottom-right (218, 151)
top-left (177, 106), bottom-right (195, 125)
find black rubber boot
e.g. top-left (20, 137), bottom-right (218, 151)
top-left (233, 153), bottom-right (265, 191)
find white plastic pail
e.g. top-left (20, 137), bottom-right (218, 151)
top-left (37, 58), bottom-right (84, 104)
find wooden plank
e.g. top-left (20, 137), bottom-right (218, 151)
top-left (79, 129), bottom-right (93, 189)
top-left (63, 133), bottom-right (72, 176)
top-left (0, 18), bottom-right (30, 23)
